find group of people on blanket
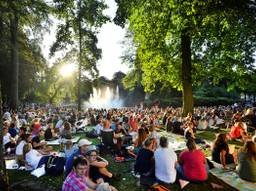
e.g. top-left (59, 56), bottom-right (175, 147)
top-left (134, 134), bottom-right (256, 185)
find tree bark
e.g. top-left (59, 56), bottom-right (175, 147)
top-left (77, 14), bottom-right (82, 111)
top-left (181, 30), bottom-right (193, 116)
top-left (77, 0), bottom-right (83, 111)
top-left (10, 13), bottom-right (19, 111)
top-left (0, 83), bottom-right (9, 191)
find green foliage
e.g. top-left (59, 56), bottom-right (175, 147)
top-left (0, 0), bottom-right (51, 108)
top-left (32, 58), bottom-right (78, 104)
top-left (122, 69), bottom-right (140, 91)
top-left (116, 0), bottom-right (256, 112)
top-left (194, 96), bottom-right (235, 107)
top-left (51, 0), bottom-right (109, 78)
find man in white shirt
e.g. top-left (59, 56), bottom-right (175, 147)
top-left (154, 136), bottom-right (177, 184)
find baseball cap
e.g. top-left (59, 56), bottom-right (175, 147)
top-left (85, 145), bottom-right (98, 155)
top-left (78, 139), bottom-right (92, 147)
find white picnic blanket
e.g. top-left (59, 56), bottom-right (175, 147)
top-left (158, 131), bottom-right (187, 151)
top-left (46, 136), bottom-right (80, 145)
top-left (210, 167), bottom-right (256, 191)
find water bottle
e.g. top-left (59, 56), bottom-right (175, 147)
top-left (7, 147), bottom-right (11, 155)
top-left (59, 138), bottom-right (64, 152)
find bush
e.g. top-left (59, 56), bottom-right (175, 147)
top-left (146, 96), bottom-right (238, 108)
top-left (194, 96), bottom-right (237, 106)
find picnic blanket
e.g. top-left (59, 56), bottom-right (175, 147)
top-left (210, 167), bottom-right (256, 191)
top-left (46, 136), bottom-right (80, 145)
top-left (158, 131), bottom-right (187, 151)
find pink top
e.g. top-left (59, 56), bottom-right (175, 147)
top-left (62, 171), bottom-right (88, 191)
top-left (179, 149), bottom-right (207, 181)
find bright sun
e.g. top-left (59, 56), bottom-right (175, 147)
top-left (59, 64), bottom-right (76, 77)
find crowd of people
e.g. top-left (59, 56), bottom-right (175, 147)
top-left (1, 103), bottom-right (256, 191)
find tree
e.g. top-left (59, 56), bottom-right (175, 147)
top-left (51, 0), bottom-right (109, 110)
top-left (0, 0), bottom-right (50, 110)
top-left (115, 0), bottom-right (256, 115)
top-left (0, 84), bottom-right (9, 191)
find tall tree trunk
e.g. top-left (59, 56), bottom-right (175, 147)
top-left (10, 14), bottom-right (19, 111)
top-left (181, 30), bottom-right (193, 116)
top-left (0, 83), bottom-right (9, 191)
top-left (77, 11), bottom-right (82, 111)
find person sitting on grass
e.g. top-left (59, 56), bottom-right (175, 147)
top-left (211, 133), bottom-right (235, 169)
top-left (177, 138), bottom-right (208, 182)
top-left (44, 120), bottom-right (58, 141)
top-left (114, 121), bottom-right (130, 150)
top-left (184, 122), bottom-right (205, 144)
top-left (62, 156), bottom-right (117, 191)
top-left (237, 141), bottom-right (256, 182)
top-left (133, 128), bottom-right (148, 153)
top-left (23, 143), bottom-right (50, 170)
top-left (61, 121), bottom-right (73, 139)
top-left (154, 136), bottom-right (177, 184)
top-left (62, 155), bottom-right (95, 191)
top-left (31, 128), bottom-right (52, 154)
top-left (65, 139), bottom-right (92, 177)
top-left (15, 133), bottom-right (32, 166)
top-left (229, 121), bottom-right (250, 141)
top-left (85, 145), bottom-right (119, 184)
top-left (3, 124), bottom-right (16, 153)
top-left (134, 137), bottom-right (155, 176)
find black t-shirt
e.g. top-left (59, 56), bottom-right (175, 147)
top-left (212, 143), bottom-right (229, 164)
top-left (89, 165), bottom-right (109, 182)
top-left (32, 136), bottom-right (40, 149)
top-left (134, 148), bottom-right (154, 174)
top-left (45, 128), bottom-right (53, 141)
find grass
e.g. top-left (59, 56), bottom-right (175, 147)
top-left (7, 129), bottom-right (242, 191)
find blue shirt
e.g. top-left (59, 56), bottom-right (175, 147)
top-left (65, 149), bottom-right (82, 177)
top-left (9, 128), bottom-right (17, 138)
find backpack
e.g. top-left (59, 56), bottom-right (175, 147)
top-left (86, 129), bottom-right (98, 138)
top-left (45, 156), bottom-right (65, 176)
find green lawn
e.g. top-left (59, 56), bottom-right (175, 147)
top-left (7, 129), bottom-right (241, 191)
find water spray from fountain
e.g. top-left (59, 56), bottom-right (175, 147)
top-left (84, 86), bottom-right (124, 109)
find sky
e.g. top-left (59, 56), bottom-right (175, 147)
top-left (41, 0), bottom-right (129, 80)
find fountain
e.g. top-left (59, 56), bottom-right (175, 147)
top-left (84, 86), bottom-right (124, 109)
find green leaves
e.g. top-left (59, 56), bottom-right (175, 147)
top-left (116, 0), bottom-right (256, 110)
top-left (51, 0), bottom-right (109, 78)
